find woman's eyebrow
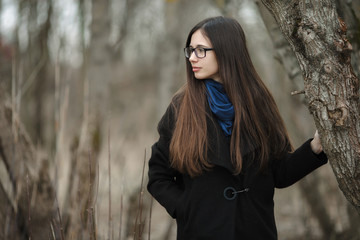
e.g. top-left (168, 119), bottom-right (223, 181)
top-left (189, 44), bottom-right (211, 48)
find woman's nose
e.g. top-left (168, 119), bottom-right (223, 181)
top-left (189, 51), bottom-right (198, 62)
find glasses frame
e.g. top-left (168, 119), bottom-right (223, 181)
top-left (184, 47), bottom-right (214, 59)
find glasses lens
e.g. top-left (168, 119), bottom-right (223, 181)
top-left (184, 47), bottom-right (192, 58)
top-left (195, 48), bottom-right (205, 58)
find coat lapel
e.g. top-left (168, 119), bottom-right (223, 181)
top-left (206, 110), bottom-right (259, 174)
top-left (207, 117), bottom-right (234, 172)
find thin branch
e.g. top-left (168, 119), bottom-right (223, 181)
top-left (108, 125), bottom-right (113, 240)
top-left (133, 149), bottom-right (147, 240)
top-left (11, 54), bottom-right (18, 143)
top-left (119, 194), bottom-right (123, 240)
top-left (26, 174), bottom-right (32, 240)
top-left (148, 197), bottom-right (153, 240)
top-left (19, 51), bottom-right (47, 98)
top-left (87, 149), bottom-right (98, 240)
top-left (55, 195), bottom-right (65, 240)
top-left (291, 90), bottom-right (305, 96)
top-left (50, 221), bottom-right (56, 240)
top-left (88, 206), bottom-right (97, 240)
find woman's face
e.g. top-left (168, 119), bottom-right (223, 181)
top-left (189, 30), bottom-right (221, 82)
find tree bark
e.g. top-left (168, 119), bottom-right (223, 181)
top-left (88, 0), bottom-right (111, 118)
top-left (261, 0), bottom-right (360, 215)
top-left (335, 0), bottom-right (360, 78)
top-left (254, 1), bottom-right (360, 237)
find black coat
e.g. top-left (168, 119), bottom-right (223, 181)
top-left (147, 103), bottom-right (327, 240)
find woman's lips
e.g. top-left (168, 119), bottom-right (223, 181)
top-left (192, 67), bottom-right (201, 72)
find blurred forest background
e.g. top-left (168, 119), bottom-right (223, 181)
top-left (0, 0), bottom-right (360, 239)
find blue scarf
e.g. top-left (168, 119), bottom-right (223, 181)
top-left (205, 79), bottom-right (234, 136)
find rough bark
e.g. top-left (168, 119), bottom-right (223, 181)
top-left (255, 1), bottom-right (360, 238)
top-left (335, 0), bottom-right (360, 78)
top-left (261, 0), bottom-right (360, 215)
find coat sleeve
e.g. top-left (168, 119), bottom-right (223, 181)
top-left (147, 104), bottom-right (184, 218)
top-left (272, 139), bottom-right (328, 188)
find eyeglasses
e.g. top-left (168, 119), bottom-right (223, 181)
top-left (184, 47), bottom-right (214, 59)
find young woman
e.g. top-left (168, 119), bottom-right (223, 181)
top-left (147, 16), bottom-right (327, 240)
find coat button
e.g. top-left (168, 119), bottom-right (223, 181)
top-left (224, 187), bottom-right (237, 200)
top-left (223, 187), bottom-right (250, 200)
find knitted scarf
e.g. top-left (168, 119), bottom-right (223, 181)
top-left (205, 79), bottom-right (234, 136)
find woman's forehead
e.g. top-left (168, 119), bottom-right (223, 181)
top-left (190, 30), bottom-right (212, 47)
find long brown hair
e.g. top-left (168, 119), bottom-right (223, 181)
top-left (170, 16), bottom-right (292, 177)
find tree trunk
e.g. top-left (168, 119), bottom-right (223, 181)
top-left (254, 1), bottom-right (360, 238)
top-left (63, 1), bottom-right (114, 238)
top-left (88, 0), bottom-right (111, 118)
top-left (261, 0), bottom-right (360, 215)
top-left (112, 0), bottom-right (142, 61)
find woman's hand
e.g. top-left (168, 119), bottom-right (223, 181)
top-left (310, 130), bottom-right (323, 154)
